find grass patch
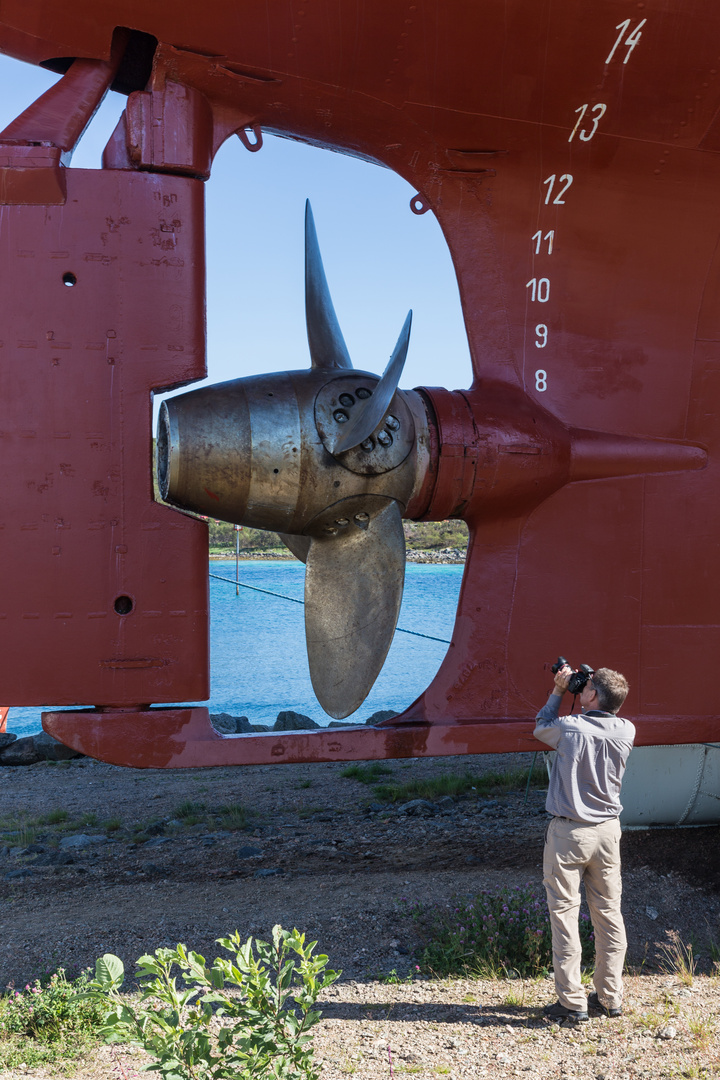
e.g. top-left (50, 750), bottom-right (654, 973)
top-left (658, 930), bottom-right (696, 986)
top-left (372, 762), bottom-right (547, 804)
top-left (5, 824), bottom-right (37, 848)
top-left (217, 803), bottom-right (249, 830)
top-left (42, 808), bottom-right (70, 825)
top-left (407, 883), bottom-right (594, 978)
top-left (174, 800), bottom-right (207, 826)
top-left (340, 763), bottom-right (393, 784)
top-left (0, 969), bottom-right (106, 1070)
top-left (103, 817), bottom-right (123, 832)
top-left (297, 805), bottom-right (328, 819)
top-left (375, 968), bottom-right (414, 984)
top-left (373, 771), bottom-right (477, 803)
top-left (689, 1014), bottom-right (716, 1050)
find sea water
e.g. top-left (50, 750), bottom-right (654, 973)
top-left (7, 560), bottom-right (463, 737)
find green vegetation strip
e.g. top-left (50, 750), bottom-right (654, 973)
top-left (407, 884), bottom-right (594, 979)
top-left (341, 763), bottom-right (548, 803)
top-left (0, 970), bottom-right (106, 1070)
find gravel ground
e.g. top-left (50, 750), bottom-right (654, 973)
top-left (0, 753), bottom-right (719, 1077)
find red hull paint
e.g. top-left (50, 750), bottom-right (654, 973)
top-left (44, 707), bottom-right (716, 771)
top-left (0, 3), bottom-right (718, 763)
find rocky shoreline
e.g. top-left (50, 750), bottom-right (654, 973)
top-left (210, 547), bottom-right (466, 564)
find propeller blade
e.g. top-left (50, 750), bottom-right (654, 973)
top-left (278, 532), bottom-right (310, 563)
top-left (331, 311), bottom-right (412, 455)
top-left (304, 500), bottom-right (405, 718)
top-left (305, 200), bottom-right (353, 371)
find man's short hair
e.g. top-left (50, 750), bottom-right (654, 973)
top-left (593, 668), bottom-right (629, 714)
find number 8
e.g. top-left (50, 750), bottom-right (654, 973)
top-left (535, 369), bottom-right (548, 392)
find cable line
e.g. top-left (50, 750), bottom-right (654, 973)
top-left (210, 573), bottom-right (303, 604)
top-left (209, 572), bottom-right (452, 644)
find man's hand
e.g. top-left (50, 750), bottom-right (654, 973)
top-left (552, 664), bottom-right (573, 697)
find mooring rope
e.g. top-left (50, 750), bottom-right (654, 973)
top-left (209, 572), bottom-right (452, 644)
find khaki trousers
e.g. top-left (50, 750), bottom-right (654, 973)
top-left (543, 815), bottom-right (627, 1012)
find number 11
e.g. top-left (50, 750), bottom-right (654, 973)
top-left (532, 230), bottom-right (555, 255)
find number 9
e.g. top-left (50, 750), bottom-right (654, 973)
top-left (535, 324), bottom-right (548, 349)
top-left (535, 370), bottom-right (548, 392)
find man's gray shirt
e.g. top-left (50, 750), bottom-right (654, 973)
top-left (534, 696), bottom-right (635, 822)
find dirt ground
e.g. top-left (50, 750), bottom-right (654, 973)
top-left (1, 752), bottom-right (719, 1077)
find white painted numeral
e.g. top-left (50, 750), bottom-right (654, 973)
top-left (543, 174), bottom-right (573, 205)
top-left (605, 18), bottom-right (647, 65)
top-left (535, 324), bottom-right (548, 348)
top-left (532, 230), bottom-right (555, 255)
top-left (526, 278), bottom-right (550, 303)
top-left (569, 103), bottom-right (607, 143)
top-left (535, 370), bottom-right (548, 392)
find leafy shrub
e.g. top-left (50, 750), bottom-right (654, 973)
top-left (0, 969), bottom-right (106, 1068)
top-left (407, 883), bottom-right (594, 978)
top-left (80, 925), bottom-right (340, 1079)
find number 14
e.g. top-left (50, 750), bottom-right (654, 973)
top-left (605, 18), bottom-right (646, 65)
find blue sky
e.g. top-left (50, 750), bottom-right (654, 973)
top-left (0, 54), bottom-right (473, 402)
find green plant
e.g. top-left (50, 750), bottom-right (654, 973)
top-left (297, 780), bottom-right (313, 789)
top-left (636, 994), bottom-right (680, 1035)
top-left (407, 884), bottom-right (594, 978)
top-left (402, 520), bottom-right (469, 552)
top-left (11, 823), bottom-right (37, 848)
top-left (371, 763), bottom-right (547, 805)
top-left (0, 968), bottom-right (106, 1069)
top-left (80, 811), bottom-right (99, 827)
top-left (175, 800), bottom-right (207, 819)
top-left (688, 1014), bottom-right (715, 1050)
top-left (658, 930), bottom-right (696, 986)
top-left (217, 803), bottom-right (249, 831)
top-left (104, 817), bottom-right (123, 832)
top-left (340, 763), bottom-right (393, 784)
top-left (297, 806), bottom-right (327, 820)
top-left (43, 808), bottom-right (70, 825)
top-left (503, 981), bottom-right (526, 1007)
top-left (80, 925), bottom-right (340, 1080)
top-left (375, 968), bottom-right (414, 985)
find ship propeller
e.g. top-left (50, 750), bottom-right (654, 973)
top-left (157, 201), bottom-right (423, 720)
top-left (276, 201), bottom-right (414, 718)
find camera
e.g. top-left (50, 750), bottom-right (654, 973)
top-left (551, 656), bottom-right (595, 695)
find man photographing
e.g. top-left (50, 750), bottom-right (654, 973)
top-left (534, 662), bottom-right (635, 1024)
